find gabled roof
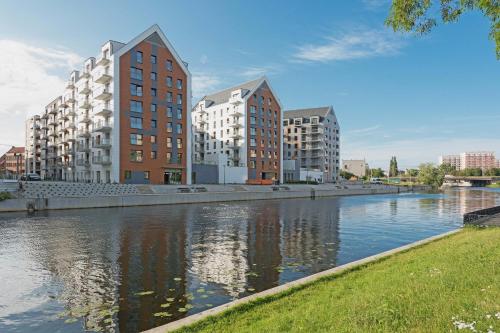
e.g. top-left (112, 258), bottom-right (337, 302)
top-left (6, 146), bottom-right (25, 154)
top-left (200, 77), bottom-right (263, 107)
top-left (284, 106), bottom-right (333, 119)
top-left (114, 24), bottom-right (190, 77)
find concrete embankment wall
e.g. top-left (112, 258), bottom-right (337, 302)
top-left (0, 186), bottom-right (423, 213)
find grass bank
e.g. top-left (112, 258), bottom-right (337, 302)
top-left (176, 227), bottom-right (500, 333)
top-left (486, 183), bottom-right (500, 188)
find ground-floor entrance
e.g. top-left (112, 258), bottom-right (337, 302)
top-left (164, 169), bottom-right (182, 184)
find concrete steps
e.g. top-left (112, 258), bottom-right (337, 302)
top-left (19, 182), bottom-right (141, 198)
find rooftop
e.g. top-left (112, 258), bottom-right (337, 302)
top-left (284, 106), bottom-right (332, 119)
top-left (200, 77), bottom-right (264, 107)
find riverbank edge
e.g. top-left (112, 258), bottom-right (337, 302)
top-left (142, 228), bottom-right (462, 333)
top-left (0, 185), bottom-right (420, 212)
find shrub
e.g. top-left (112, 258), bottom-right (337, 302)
top-left (0, 192), bottom-right (13, 201)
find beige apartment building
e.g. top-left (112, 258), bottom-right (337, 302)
top-left (283, 106), bottom-right (340, 182)
top-left (342, 159), bottom-right (368, 178)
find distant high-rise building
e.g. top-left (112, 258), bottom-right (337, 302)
top-left (439, 152), bottom-right (496, 171)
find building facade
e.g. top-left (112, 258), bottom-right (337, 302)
top-left (192, 77), bottom-right (282, 184)
top-left (24, 25), bottom-right (191, 184)
top-left (283, 106), bottom-right (340, 182)
top-left (440, 152), bottom-right (496, 171)
top-left (0, 146), bottom-right (25, 178)
top-left (342, 159), bottom-right (368, 178)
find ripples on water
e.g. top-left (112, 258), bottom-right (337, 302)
top-left (0, 188), bottom-right (498, 332)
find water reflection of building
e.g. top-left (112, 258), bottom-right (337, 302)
top-left (116, 207), bottom-right (188, 333)
top-left (279, 198), bottom-right (340, 273)
top-left (186, 205), bottom-right (250, 297)
top-left (436, 188), bottom-right (499, 217)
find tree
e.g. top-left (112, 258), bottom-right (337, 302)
top-left (386, 0), bottom-right (500, 59)
top-left (371, 168), bottom-right (386, 178)
top-left (439, 163), bottom-right (456, 176)
top-left (406, 168), bottom-right (419, 177)
top-left (484, 168), bottom-right (500, 176)
top-left (459, 168), bottom-right (483, 176)
top-left (340, 170), bottom-right (355, 180)
top-left (389, 156), bottom-right (399, 177)
top-left (417, 163), bottom-right (445, 188)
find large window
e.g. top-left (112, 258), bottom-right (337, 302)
top-left (136, 51), bottom-right (143, 64)
top-left (151, 103), bottom-right (157, 112)
top-left (151, 119), bottom-right (157, 128)
top-left (176, 124), bottom-right (182, 134)
top-left (130, 133), bottom-right (143, 145)
top-left (167, 92), bottom-right (172, 103)
top-left (130, 150), bottom-right (143, 162)
top-left (167, 106), bottom-right (173, 117)
top-left (150, 72), bottom-right (157, 81)
top-left (166, 60), bottom-right (173, 71)
top-left (130, 84), bottom-right (143, 97)
top-left (131, 67), bottom-right (142, 80)
top-left (150, 151), bottom-right (157, 160)
top-left (151, 88), bottom-right (157, 97)
top-left (166, 76), bottom-right (172, 87)
top-left (130, 100), bottom-right (143, 113)
top-left (250, 106), bottom-right (256, 114)
top-left (150, 135), bottom-right (157, 143)
top-left (177, 79), bottom-right (182, 89)
top-left (130, 117), bottom-right (142, 129)
top-left (177, 94), bottom-right (182, 105)
top-left (176, 109), bottom-right (182, 120)
top-left (167, 122), bottom-right (172, 132)
top-left (177, 138), bottom-right (182, 149)
top-left (167, 137), bottom-right (172, 148)
top-left (150, 55), bottom-right (157, 64)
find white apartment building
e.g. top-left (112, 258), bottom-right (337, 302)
top-left (283, 106), bottom-right (340, 182)
top-left (439, 154), bottom-right (462, 170)
top-left (192, 77), bottom-right (283, 184)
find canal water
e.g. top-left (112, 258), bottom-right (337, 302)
top-left (0, 188), bottom-right (499, 332)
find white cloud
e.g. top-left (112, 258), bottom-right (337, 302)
top-left (0, 40), bottom-right (83, 154)
top-left (362, 0), bottom-right (391, 10)
top-left (293, 28), bottom-right (404, 63)
top-left (240, 65), bottom-right (281, 78)
top-left (191, 72), bottom-right (222, 99)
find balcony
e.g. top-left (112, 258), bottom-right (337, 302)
top-left (65, 96), bottom-right (76, 104)
top-left (194, 144), bottom-right (204, 153)
top-left (66, 109), bottom-right (76, 117)
top-left (62, 148), bottom-right (75, 157)
top-left (95, 71), bottom-right (112, 84)
top-left (76, 159), bottom-right (90, 168)
top-left (230, 121), bottom-right (242, 128)
top-left (230, 132), bottom-right (243, 139)
top-left (198, 119), bottom-right (207, 125)
top-left (93, 121), bottom-right (112, 133)
top-left (229, 96), bottom-right (243, 105)
top-left (66, 81), bottom-right (75, 90)
top-left (79, 86), bottom-right (91, 95)
top-left (41, 113), bottom-right (48, 119)
top-left (78, 129), bottom-right (91, 138)
top-left (76, 143), bottom-right (90, 153)
top-left (227, 141), bottom-right (240, 149)
top-left (198, 109), bottom-right (207, 115)
top-left (92, 155), bottom-right (112, 165)
top-left (96, 56), bottom-right (110, 66)
top-left (62, 160), bottom-right (75, 168)
top-left (80, 72), bottom-right (91, 79)
top-left (79, 115), bottom-right (92, 124)
top-left (49, 108), bottom-right (57, 115)
top-left (94, 104), bottom-right (112, 117)
top-left (93, 138), bottom-right (111, 149)
top-left (79, 100), bottom-right (91, 109)
top-left (94, 87), bottom-right (112, 101)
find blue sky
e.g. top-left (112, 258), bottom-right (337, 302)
top-left (0, 0), bottom-right (498, 169)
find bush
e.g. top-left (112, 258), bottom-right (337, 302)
top-left (0, 192), bottom-right (13, 201)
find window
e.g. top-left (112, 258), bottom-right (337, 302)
top-left (151, 119), bottom-right (157, 128)
top-left (150, 135), bottom-right (157, 144)
top-left (176, 123), bottom-right (182, 134)
top-left (130, 150), bottom-right (143, 162)
top-left (130, 133), bottom-right (143, 145)
top-left (167, 122), bottom-right (172, 132)
top-left (124, 170), bottom-right (132, 179)
top-left (167, 137), bottom-right (172, 148)
top-left (131, 67), bottom-right (142, 80)
top-left (176, 109), bottom-right (182, 120)
top-left (177, 138), bottom-right (182, 149)
top-left (250, 138), bottom-right (256, 147)
top-left (166, 60), bottom-right (173, 71)
top-left (130, 84), bottom-right (143, 96)
top-left (250, 160), bottom-right (256, 168)
top-left (177, 153), bottom-right (182, 162)
top-left (177, 94), bottom-right (182, 105)
top-left (250, 117), bottom-right (256, 125)
top-left (167, 106), bottom-right (173, 117)
top-left (166, 76), bottom-right (172, 87)
top-left (151, 88), bottom-right (157, 97)
top-left (150, 151), bottom-right (157, 160)
top-left (166, 152), bottom-right (172, 163)
top-left (250, 128), bottom-right (256, 136)
top-left (130, 117), bottom-right (142, 129)
top-left (144, 171), bottom-right (150, 179)
top-left (150, 72), bottom-right (157, 81)
top-left (136, 51), bottom-right (143, 64)
top-left (151, 103), bottom-right (157, 112)
top-left (177, 79), bottom-right (182, 89)
top-left (167, 92), bottom-right (172, 103)
top-left (250, 106), bottom-right (256, 114)
top-left (130, 100), bottom-right (143, 113)
top-left (150, 55), bottom-right (157, 64)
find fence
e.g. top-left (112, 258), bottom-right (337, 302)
top-left (463, 205), bottom-right (500, 224)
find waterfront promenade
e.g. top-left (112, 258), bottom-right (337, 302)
top-left (0, 182), bottom-right (426, 212)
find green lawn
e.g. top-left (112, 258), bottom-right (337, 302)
top-left (176, 227), bottom-right (500, 333)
